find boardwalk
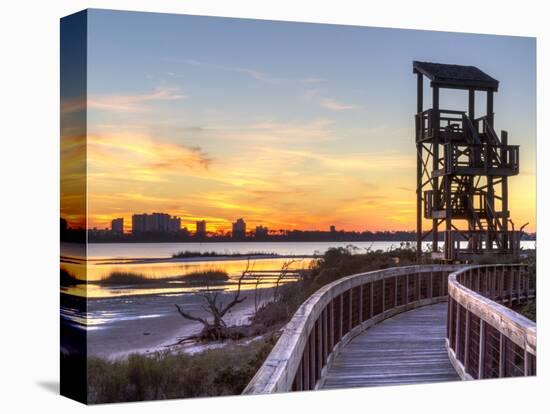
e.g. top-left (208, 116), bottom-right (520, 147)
top-left (322, 302), bottom-right (459, 389)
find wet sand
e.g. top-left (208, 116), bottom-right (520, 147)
top-left (83, 287), bottom-right (276, 359)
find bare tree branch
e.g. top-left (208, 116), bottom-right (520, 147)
top-left (174, 257), bottom-right (252, 340)
top-left (174, 304), bottom-right (209, 327)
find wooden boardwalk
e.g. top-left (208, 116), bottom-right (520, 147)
top-left (321, 302), bottom-right (459, 389)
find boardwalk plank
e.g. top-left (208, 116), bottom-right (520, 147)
top-left (321, 302), bottom-right (459, 389)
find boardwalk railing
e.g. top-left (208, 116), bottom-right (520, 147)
top-left (446, 265), bottom-right (536, 380)
top-left (243, 264), bottom-right (463, 394)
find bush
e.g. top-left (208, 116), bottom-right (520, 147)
top-left (250, 246), bottom-right (418, 328)
top-left (517, 300), bottom-right (536, 322)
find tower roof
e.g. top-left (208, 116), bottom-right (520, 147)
top-left (413, 61), bottom-right (499, 91)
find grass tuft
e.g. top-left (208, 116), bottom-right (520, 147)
top-left (99, 270), bottom-right (229, 286)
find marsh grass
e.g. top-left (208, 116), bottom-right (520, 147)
top-left (99, 270), bottom-right (229, 286)
top-left (181, 270), bottom-right (229, 283)
top-left (60, 268), bottom-right (79, 286)
top-left (87, 334), bottom-right (278, 403)
top-left (171, 250), bottom-right (276, 258)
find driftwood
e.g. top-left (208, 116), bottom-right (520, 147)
top-left (174, 259), bottom-right (250, 341)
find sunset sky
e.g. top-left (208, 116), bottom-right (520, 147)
top-left (69, 9), bottom-right (536, 233)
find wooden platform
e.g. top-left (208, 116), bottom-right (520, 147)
top-left (321, 302), bottom-right (460, 389)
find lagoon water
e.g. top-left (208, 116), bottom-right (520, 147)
top-left (60, 240), bottom-right (535, 355)
top-left (86, 241), bottom-right (422, 259)
top-left (61, 240), bottom-right (535, 298)
top-left (81, 240), bottom-right (536, 260)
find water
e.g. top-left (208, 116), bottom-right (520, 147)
top-left (78, 240), bottom-right (536, 260)
top-left (61, 240), bottom-right (535, 299)
top-left (60, 240), bottom-right (536, 347)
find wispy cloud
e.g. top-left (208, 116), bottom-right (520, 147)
top-left (88, 132), bottom-right (212, 185)
top-left (183, 59), bottom-right (282, 84)
top-left (88, 87), bottom-right (187, 113)
top-left (305, 89), bottom-right (359, 111)
top-left (233, 67), bottom-right (280, 83)
top-left (302, 77), bottom-right (327, 84)
top-left (319, 98), bottom-right (357, 111)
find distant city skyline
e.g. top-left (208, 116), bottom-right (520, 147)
top-left (92, 212), bottom-right (357, 237)
top-left (62, 10), bottom-right (536, 233)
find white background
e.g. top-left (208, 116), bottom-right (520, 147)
top-left (0, 0), bottom-right (547, 412)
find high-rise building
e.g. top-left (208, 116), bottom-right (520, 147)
top-left (255, 225), bottom-right (268, 239)
top-left (196, 220), bottom-right (207, 238)
top-left (132, 213), bottom-right (180, 233)
top-left (232, 218), bottom-right (246, 240)
top-left (330, 225), bottom-right (336, 233)
top-left (169, 216), bottom-right (181, 233)
top-left (111, 218), bottom-right (124, 235)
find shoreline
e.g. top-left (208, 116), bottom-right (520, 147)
top-left (65, 286), bottom-right (279, 360)
top-left (60, 253), bottom-right (315, 265)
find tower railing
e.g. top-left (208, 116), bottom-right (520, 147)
top-left (442, 143), bottom-right (519, 176)
top-left (446, 265), bottom-right (536, 379)
top-left (416, 109), bottom-right (466, 143)
top-left (243, 265), bottom-right (463, 394)
top-left (445, 230), bottom-right (522, 260)
top-left (424, 189), bottom-right (488, 219)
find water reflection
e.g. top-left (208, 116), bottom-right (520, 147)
top-left (61, 257), bottom-right (311, 298)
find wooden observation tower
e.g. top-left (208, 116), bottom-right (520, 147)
top-left (414, 61), bottom-right (521, 262)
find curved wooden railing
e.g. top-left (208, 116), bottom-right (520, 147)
top-left (446, 265), bottom-right (536, 380)
top-left (243, 264), bottom-right (463, 394)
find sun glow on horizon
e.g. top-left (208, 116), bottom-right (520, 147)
top-left (61, 11), bottom-right (535, 235)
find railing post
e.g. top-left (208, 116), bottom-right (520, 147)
top-left (498, 266), bottom-right (504, 300)
top-left (382, 278), bottom-right (386, 313)
top-left (348, 289), bottom-right (353, 332)
top-left (416, 272), bottom-right (421, 301)
top-left (478, 320), bottom-right (486, 379)
top-left (428, 272), bottom-right (433, 298)
top-left (328, 300), bottom-right (334, 351)
top-left (524, 352), bottom-right (534, 376)
top-left (496, 266), bottom-right (498, 300)
top-left (455, 302), bottom-right (461, 358)
top-left (524, 265), bottom-right (530, 300)
top-left (499, 333), bottom-right (506, 378)
top-left (464, 311), bottom-right (471, 373)
top-left (394, 276), bottom-right (399, 306)
top-left (317, 318), bottom-right (323, 382)
top-left (322, 308), bottom-right (328, 365)
top-left (370, 282), bottom-right (374, 316)
top-left (296, 362), bottom-right (303, 391)
top-left (508, 266), bottom-right (515, 306)
top-left (358, 285), bottom-right (364, 323)
top-left (303, 340), bottom-right (310, 390)
top-left (405, 274), bottom-right (409, 303)
top-left (310, 327), bottom-right (316, 388)
top-left (339, 294), bottom-right (344, 340)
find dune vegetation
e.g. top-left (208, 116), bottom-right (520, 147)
top-left (87, 335), bottom-right (277, 403)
